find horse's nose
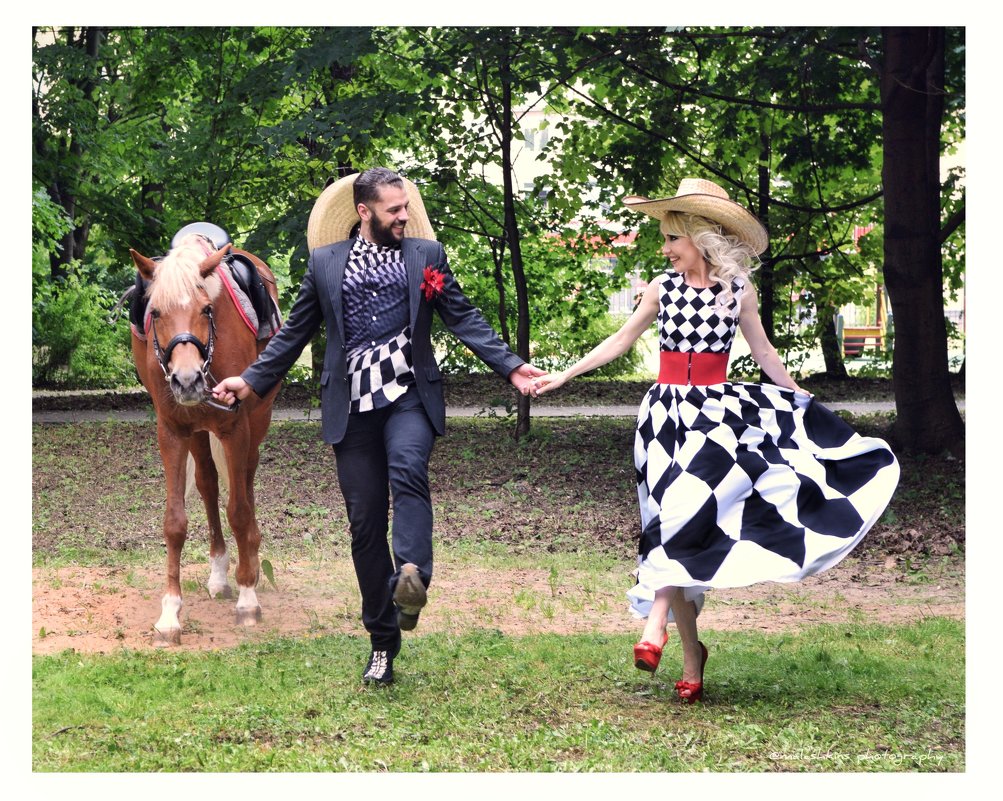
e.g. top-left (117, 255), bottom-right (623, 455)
top-left (169, 366), bottom-right (207, 405)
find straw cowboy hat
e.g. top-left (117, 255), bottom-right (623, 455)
top-left (306, 171), bottom-right (437, 251)
top-left (622, 178), bottom-right (768, 255)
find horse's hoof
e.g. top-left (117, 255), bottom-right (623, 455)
top-left (209, 584), bottom-right (233, 600)
top-left (153, 627), bottom-right (182, 647)
top-left (235, 607), bottom-right (262, 626)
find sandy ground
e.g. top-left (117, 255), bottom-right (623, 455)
top-left (31, 557), bottom-right (964, 655)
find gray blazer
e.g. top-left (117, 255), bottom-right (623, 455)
top-left (242, 237), bottom-right (525, 444)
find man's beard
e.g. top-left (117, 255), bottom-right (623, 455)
top-left (368, 214), bottom-right (404, 247)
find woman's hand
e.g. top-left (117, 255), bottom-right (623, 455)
top-left (527, 371), bottom-right (569, 397)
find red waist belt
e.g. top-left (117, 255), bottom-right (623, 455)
top-left (658, 350), bottom-right (729, 385)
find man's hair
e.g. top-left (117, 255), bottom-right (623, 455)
top-left (353, 167), bottom-right (404, 207)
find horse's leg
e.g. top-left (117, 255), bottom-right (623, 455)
top-left (221, 424), bottom-right (262, 625)
top-left (154, 427), bottom-right (190, 646)
top-left (190, 432), bottom-right (231, 599)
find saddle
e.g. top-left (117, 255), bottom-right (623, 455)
top-left (127, 222), bottom-right (279, 340)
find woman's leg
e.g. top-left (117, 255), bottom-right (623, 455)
top-left (669, 590), bottom-right (703, 683)
top-left (640, 586), bottom-right (672, 645)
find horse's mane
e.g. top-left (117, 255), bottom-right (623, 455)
top-left (147, 234), bottom-right (223, 311)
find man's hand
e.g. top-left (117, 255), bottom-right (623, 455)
top-left (212, 376), bottom-right (253, 406)
top-left (529, 371), bottom-right (569, 397)
top-left (508, 363), bottom-right (546, 396)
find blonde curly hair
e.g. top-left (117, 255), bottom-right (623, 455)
top-left (659, 211), bottom-right (760, 315)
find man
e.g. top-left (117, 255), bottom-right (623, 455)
top-left (213, 167), bottom-right (543, 685)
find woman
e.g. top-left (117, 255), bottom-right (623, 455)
top-left (531, 178), bottom-right (899, 703)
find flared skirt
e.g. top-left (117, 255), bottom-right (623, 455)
top-left (626, 381), bottom-right (900, 618)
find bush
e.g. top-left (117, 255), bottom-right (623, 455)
top-left (32, 259), bottom-right (135, 389)
top-left (530, 312), bottom-right (645, 377)
top-left (430, 311), bottom-right (644, 378)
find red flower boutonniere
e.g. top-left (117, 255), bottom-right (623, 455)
top-left (420, 266), bottom-right (446, 301)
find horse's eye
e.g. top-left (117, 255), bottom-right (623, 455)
top-left (150, 309), bottom-right (161, 319)
top-left (202, 305), bottom-right (212, 316)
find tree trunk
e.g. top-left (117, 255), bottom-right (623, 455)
top-left (880, 27), bottom-right (963, 455)
top-left (498, 44), bottom-right (532, 439)
top-left (490, 237), bottom-right (511, 346)
top-left (756, 132), bottom-right (775, 384)
top-left (45, 27), bottom-right (103, 280)
top-left (819, 310), bottom-right (849, 378)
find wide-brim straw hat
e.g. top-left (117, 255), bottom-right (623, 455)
top-left (622, 178), bottom-right (768, 255)
top-left (306, 172), bottom-right (437, 251)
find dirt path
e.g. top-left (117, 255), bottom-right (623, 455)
top-left (31, 557), bottom-right (964, 655)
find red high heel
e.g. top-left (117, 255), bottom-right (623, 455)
top-left (633, 632), bottom-right (669, 673)
top-left (675, 641), bottom-right (708, 703)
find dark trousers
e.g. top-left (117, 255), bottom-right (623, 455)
top-left (333, 389), bottom-right (435, 651)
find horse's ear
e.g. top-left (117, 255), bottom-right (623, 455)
top-left (199, 243), bottom-right (232, 278)
top-left (130, 248), bottom-right (157, 281)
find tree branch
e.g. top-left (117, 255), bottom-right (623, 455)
top-left (563, 83), bottom-right (884, 214)
top-left (940, 205), bottom-right (965, 244)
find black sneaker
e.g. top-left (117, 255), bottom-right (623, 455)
top-left (394, 563), bottom-right (427, 632)
top-left (362, 649), bottom-right (394, 685)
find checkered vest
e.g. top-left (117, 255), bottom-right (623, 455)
top-left (343, 237), bottom-right (415, 413)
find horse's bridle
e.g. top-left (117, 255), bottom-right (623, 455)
top-left (150, 306), bottom-right (239, 413)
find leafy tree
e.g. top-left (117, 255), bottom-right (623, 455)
top-left (32, 182), bottom-right (133, 387)
top-left (543, 27), bottom-right (885, 360)
top-left (30, 26), bottom-right (965, 455)
top-left (375, 26), bottom-right (590, 436)
top-left (537, 26), bottom-right (964, 453)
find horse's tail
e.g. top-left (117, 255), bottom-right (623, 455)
top-left (210, 434), bottom-right (229, 495)
top-left (184, 434), bottom-right (230, 502)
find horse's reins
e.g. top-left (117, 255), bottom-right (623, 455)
top-left (150, 304), bottom-right (240, 414)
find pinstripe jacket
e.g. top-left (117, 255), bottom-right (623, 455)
top-left (242, 237), bottom-right (524, 444)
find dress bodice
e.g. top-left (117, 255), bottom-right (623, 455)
top-left (656, 272), bottom-right (744, 354)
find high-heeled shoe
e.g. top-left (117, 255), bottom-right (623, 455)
top-left (674, 641), bottom-right (708, 703)
top-left (633, 632), bottom-right (669, 673)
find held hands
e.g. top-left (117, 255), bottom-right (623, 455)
top-left (211, 376), bottom-right (253, 407)
top-left (521, 370), bottom-right (569, 398)
top-left (508, 363), bottom-right (547, 395)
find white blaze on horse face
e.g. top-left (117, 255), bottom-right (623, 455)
top-left (207, 552), bottom-right (231, 598)
top-left (159, 299), bottom-right (213, 405)
top-left (154, 593), bottom-right (183, 638)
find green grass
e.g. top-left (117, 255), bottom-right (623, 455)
top-left (31, 413), bottom-right (965, 772)
top-left (32, 618), bottom-right (963, 772)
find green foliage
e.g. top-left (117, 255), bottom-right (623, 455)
top-left (260, 559), bottom-right (278, 590)
top-left (32, 184), bottom-right (72, 251)
top-left (534, 313), bottom-right (644, 377)
top-left (32, 258), bottom-right (135, 389)
top-left (429, 229), bottom-right (641, 376)
top-left (31, 26), bottom-right (965, 401)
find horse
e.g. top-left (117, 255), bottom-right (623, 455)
top-left (128, 232), bottom-right (281, 646)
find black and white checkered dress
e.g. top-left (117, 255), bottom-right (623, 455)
top-left (627, 272), bottom-right (900, 619)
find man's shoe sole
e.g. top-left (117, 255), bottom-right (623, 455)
top-left (397, 611), bottom-right (420, 631)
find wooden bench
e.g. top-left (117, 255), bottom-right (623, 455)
top-left (842, 326), bottom-right (884, 357)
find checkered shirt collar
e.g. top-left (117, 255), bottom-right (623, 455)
top-left (353, 235), bottom-right (401, 258)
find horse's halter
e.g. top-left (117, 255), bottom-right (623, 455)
top-left (149, 298), bottom-right (238, 413)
